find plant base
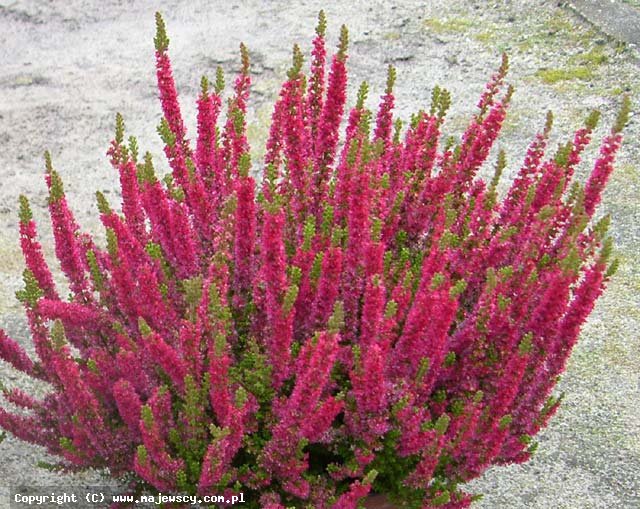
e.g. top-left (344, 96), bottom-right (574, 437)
top-left (364, 494), bottom-right (397, 509)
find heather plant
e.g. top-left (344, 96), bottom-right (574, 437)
top-left (0, 11), bottom-right (630, 509)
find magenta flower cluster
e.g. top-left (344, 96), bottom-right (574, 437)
top-left (0, 12), bottom-right (628, 509)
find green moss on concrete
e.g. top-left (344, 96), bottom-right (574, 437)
top-left (532, 46), bottom-right (610, 86)
top-left (535, 66), bottom-right (594, 84)
top-left (568, 47), bottom-right (608, 66)
top-left (474, 31), bottom-right (497, 44)
top-left (424, 17), bottom-right (474, 34)
top-left (383, 31), bottom-right (401, 41)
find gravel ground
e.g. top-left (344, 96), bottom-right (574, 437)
top-left (0, 1), bottom-right (638, 507)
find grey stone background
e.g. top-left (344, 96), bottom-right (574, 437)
top-left (0, 1), bottom-right (638, 507)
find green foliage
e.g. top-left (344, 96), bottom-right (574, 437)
top-left (154, 12), bottom-right (170, 52)
top-left (338, 25), bottom-right (349, 61)
top-left (95, 191), bottom-right (112, 215)
top-left (15, 270), bottom-right (43, 307)
top-left (47, 170), bottom-right (65, 205)
top-left (370, 430), bottom-right (425, 509)
top-left (536, 66), bottom-right (594, 85)
top-left (18, 195), bottom-right (32, 225)
top-left (230, 338), bottom-right (274, 407)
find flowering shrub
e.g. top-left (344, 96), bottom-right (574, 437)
top-left (0, 11), bottom-right (630, 509)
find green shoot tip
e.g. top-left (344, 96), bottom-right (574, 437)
top-left (316, 10), bottom-right (327, 37)
top-left (114, 113), bottom-right (125, 145)
top-left (356, 81), bottom-right (368, 109)
top-left (154, 12), bottom-right (170, 52)
top-left (96, 191), bottom-right (112, 215)
top-left (44, 151), bottom-right (53, 174)
top-left (613, 95), bottom-right (631, 134)
top-left (240, 43), bottom-right (250, 75)
top-left (338, 25), bottom-right (349, 61)
top-left (215, 66), bottom-right (225, 94)
top-left (48, 170), bottom-right (64, 204)
top-left (585, 110), bottom-right (600, 131)
top-left (544, 110), bottom-right (554, 135)
top-left (288, 44), bottom-right (304, 79)
top-left (499, 52), bottom-right (509, 75)
top-left (386, 65), bottom-right (396, 94)
top-left (200, 75), bottom-right (209, 97)
top-left (18, 195), bottom-right (32, 225)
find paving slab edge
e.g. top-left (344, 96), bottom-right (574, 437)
top-left (565, 0), bottom-right (640, 49)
